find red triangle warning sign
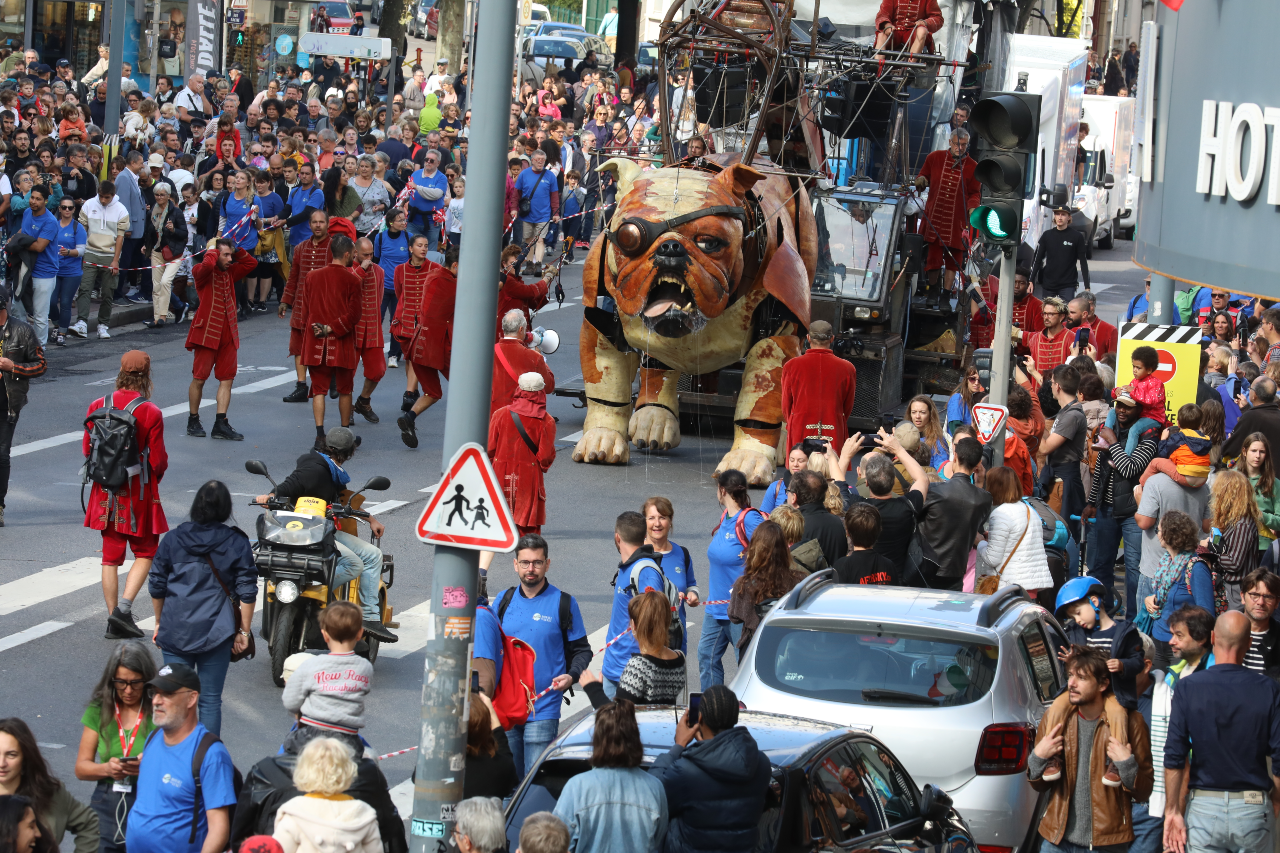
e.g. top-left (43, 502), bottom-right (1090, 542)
top-left (416, 443), bottom-right (519, 551)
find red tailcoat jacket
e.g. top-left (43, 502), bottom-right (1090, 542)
top-left (299, 265), bottom-right (363, 368)
top-left (919, 149), bottom-right (979, 248)
top-left (496, 274), bottom-right (550, 341)
top-left (970, 274), bottom-right (1045, 350)
top-left (780, 348), bottom-right (858, 450)
top-left (186, 248), bottom-right (257, 350)
top-left (283, 236), bottom-right (333, 331)
top-left (875, 0), bottom-right (944, 51)
top-left (1084, 317), bottom-right (1118, 359)
top-left (491, 338), bottom-right (556, 415)
top-left (488, 405), bottom-right (557, 528)
top-left (1030, 326), bottom-right (1075, 374)
top-left (394, 263), bottom-right (456, 370)
top-left (82, 390), bottom-right (169, 536)
top-left (354, 263), bottom-right (385, 350)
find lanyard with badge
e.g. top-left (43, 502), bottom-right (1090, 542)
top-left (113, 702), bottom-right (143, 793)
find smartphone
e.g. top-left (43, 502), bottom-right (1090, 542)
top-left (1077, 327), bottom-right (1090, 348)
top-left (470, 670), bottom-right (481, 696)
top-left (687, 692), bottom-right (702, 726)
top-left (801, 438), bottom-right (826, 456)
top-left (1211, 527), bottom-right (1222, 549)
top-left (881, 413), bottom-right (895, 432)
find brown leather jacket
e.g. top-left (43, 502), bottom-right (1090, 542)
top-left (1030, 705), bottom-right (1154, 847)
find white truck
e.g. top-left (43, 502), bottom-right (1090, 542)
top-left (1002, 34), bottom-right (1088, 251)
top-left (1079, 94), bottom-right (1135, 248)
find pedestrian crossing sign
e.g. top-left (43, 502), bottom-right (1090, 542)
top-left (416, 442), bottom-right (518, 551)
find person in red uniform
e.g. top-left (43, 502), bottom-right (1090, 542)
top-left (351, 237), bottom-right (387, 425)
top-left (495, 244), bottom-right (550, 341)
top-left (186, 239), bottom-right (258, 441)
top-left (85, 350), bottom-right (168, 640)
top-left (915, 130), bottom-right (979, 308)
top-left (281, 210), bottom-right (332, 404)
top-left (874, 0), bottom-right (943, 54)
top-left (492, 308), bottom-right (555, 415)
top-left (1021, 296), bottom-right (1074, 375)
top-left (396, 240), bottom-right (459, 449)
top-left (969, 265), bottom-right (1044, 351)
top-left (390, 234), bottom-right (434, 435)
top-left (1067, 291), bottom-right (1118, 359)
top-left (300, 234), bottom-right (363, 447)
top-left (780, 320), bottom-right (858, 451)
top-left (488, 371), bottom-right (557, 536)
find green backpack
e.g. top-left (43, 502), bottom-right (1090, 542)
top-left (1172, 286), bottom-right (1203, 325)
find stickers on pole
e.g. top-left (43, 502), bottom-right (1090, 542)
top-left (416, 442), bottom-right (518, 551)
top-left (972, 404), bottom-right (1009, 445)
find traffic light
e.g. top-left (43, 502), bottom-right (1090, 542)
top-left (968, 92), bottom-right (1041, 245)
top-left (233, 29), bottom-right (247, 47)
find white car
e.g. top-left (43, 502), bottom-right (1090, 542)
top-left (1117, 172), bottom-right (1139, 239)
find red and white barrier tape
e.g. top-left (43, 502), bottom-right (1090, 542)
top-left (376, 745), bottom-right (417, 761)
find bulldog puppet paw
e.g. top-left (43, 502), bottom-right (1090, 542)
top-left (629, 405), bottom-right (681, 452)
top-left (572, 427), bottom-right (631, 465)
top-left (714, 446), bottom-right (775, 487)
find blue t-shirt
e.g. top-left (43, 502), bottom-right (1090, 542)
top-left (515, 168), bottom-right (557, 223)
top-left (254, 191), bottom-right (284, 224)
top-left (472, 603), bottom-right (505, 686)
top-left (496, 583), bottom-right (586, 721)
top-left (760, 479), bottom-right (787, 514)
top-left (375, 229), bottom-right (410, 287)
top-left (602, 554), bottom-right (667, 681)
top-left (287, 184), bottom-right (325, 246)
top-left (706, 509), bottom-right (763, 621)
top-left (22, 208), bottom-right (60, 278)
top-left (925, 437), bottom-right (949, 471)
top-left (126, 723), bottom-right (237, 853)
top-left (654, 541), bottom-right (697, 653)
top-left (409, 168), bottom-right (448, 213)
top-left (946, 393), bottom-right (973, 433)
top-left (221, 193), bottom-right (258, 250)
top-left (54, 220), bottom-right (85, 277)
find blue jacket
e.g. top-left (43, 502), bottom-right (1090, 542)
top-left (149, 522), bottom-right (257, 655)
top-left (648, 726), bottom-right (772, 853)
top-left (115, 169), bottom-right (146, 239)
top-left (552, 766), bottom-right (667, 853)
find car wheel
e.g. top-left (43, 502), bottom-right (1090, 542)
top-left (1098, 226), bottom-right (1114, 250)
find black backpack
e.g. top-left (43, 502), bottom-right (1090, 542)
top-left (144, 729), bottom-right (243, 844)
top-left (83, 393), bottom-right (147, 491)
top-left (615, 557), bottom-right (685, 651)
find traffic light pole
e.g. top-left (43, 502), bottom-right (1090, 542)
top-left (987, 244), bottom-right (1015, 467)
top-left (407, 0), bottom-right (516, 845)
top-left (1149, 273), bottom-right (1176, 325)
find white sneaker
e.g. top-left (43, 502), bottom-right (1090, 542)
top-left (387, 356), bottom-right (399, 368)
top-left (97, 324), bottom-right (111, 339)
top-left (68, 320), bottom-right (88, 338)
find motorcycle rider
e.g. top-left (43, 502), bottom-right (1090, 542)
top-left (254, 426), bottom-right (398, 643)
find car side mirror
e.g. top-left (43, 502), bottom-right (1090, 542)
top-left (1103, 173), bottom-right (1115, 189)
top-left (919, 783), bottom-right (953, 823)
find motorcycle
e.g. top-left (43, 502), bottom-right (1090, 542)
top-left (245, 460), bottom-right (397, 687)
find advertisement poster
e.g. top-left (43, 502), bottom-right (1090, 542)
top-left (185, 0), bottom-right (220, 77)
top-left (137, 0), bottom-right (187, 77)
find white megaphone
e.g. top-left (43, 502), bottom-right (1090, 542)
top-left (527, 326), bottom-right (559, 355)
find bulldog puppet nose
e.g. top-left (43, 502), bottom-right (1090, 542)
top-left (654, 239), bottom-right (687, 268)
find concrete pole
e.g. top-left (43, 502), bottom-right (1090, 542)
top-left (407, 0), bottom-right (515, 844)
top-left (385, 49), bottom-right (397, 140)
top-left (987, 244), bottom-right (1015, 466)
top-left (1148, 272), bottom-right (1175, 325)
top-left (104, 0), bottom-right (127, 139)
top-left (147, 0), bottom-right (163, 97)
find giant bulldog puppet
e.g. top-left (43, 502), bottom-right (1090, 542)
top-left (571, 153), bottom-right (816, 485)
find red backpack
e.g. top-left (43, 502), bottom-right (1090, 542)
top-left (488, 611), bottom-right (538, 730)
top-left (717, 507), bottom-right (768, 552)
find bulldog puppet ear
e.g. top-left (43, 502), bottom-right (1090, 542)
top-left (710, 163), bottom-right (766, 200)
top-left (599, 158), bottom-right (645, 197)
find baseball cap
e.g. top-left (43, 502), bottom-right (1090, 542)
top-left (149, 662), bottom-right (201, 693)
top-left (809, 319), bottom-right (834, 340)
top-left (35, 64), bottom-right (51, 74)
top-left (1053, 204), bottom-right (1072, 215)
top-left (120, 350), bottom-right (150, 373)
top-left (147, 152), bottom-right (165, 169)
top-left (326, 426), bottom-right (358, 452)
top-left (55, 59), bottom-right (71, 68)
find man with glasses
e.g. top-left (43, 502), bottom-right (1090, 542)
top-left (1023, 296), bottom-right (1075, 379)
top-left (478, 533), bottom-right (590, 778)
top-left (407, 151), bottom-right (448, 247)
top-left (1240, 570), bottom-right (1280, 679)
top-left (126, 663), bottom-right (236, 853)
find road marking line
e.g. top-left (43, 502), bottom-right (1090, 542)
top-left (390, 778), bottom-right (414, 818)
top-left (379, 600), bottom-right (433, 659)
top-left (0, 558), bottom-right (120, 616)
top-left (559, 430), bottom-right (583, 444)
top-left (0, 621), bottom-right (72, 653)
top-left (231, 371), bottom-right (303, 395)
top-left (362, 499), bottom-right (411, 515)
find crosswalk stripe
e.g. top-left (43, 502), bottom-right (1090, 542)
top-left (379, 600), bottom-right (432, 659)
top-left (0, 558), bottom-right (120, 616)
top-left (390, 778), bottom-right (414, 819)
top-left (0, 621), bottom-right (72, 652)
top-left (362, 499), bottom-right (411, 516)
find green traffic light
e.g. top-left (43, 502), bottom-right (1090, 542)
top-left (985, 209), bottom-right (1008, 239)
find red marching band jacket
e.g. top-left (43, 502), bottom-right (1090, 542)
top-left (780, 348), bottom-right (858, 451)
top-left (392, 261), bottom-right (457, 371)
top-left (283, 236), bottom-right (333, 331)
top-left (82, 390), bottom-right (169, 537)
top-left (491, 338), bottom-right (555, 415)
top-left (354, 262), bottom-right (385, 351)
top-left (299, 265), bottom-right (363, 368)
top-left (918, 149), bottom-right (979, 249)
top-left (496, 273), bottom-right (550, 341)
top-left (488, 405), bottom-right (557, 528)
top-left (186, 248), bottom-right (257, 351)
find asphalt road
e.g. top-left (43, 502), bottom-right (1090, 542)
top-left (1, 234), bottom-right (1145, 845)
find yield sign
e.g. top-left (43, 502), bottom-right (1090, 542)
top-left (972, 403), bottom-right (1009, 445)
top-left (416, 443), bottom-right (518, 551)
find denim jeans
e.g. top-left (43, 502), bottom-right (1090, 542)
top-left (1186, 791), bottom-right (1271, 853)
top-left (89, 779), bottom-right (134, 853)
top-left (601, 677), bottom-right (617, 700)
top-left (698, 617), bottom-right (740, 690)
top-left (50, 275), bottom-right (79, 330)
top-left (331, 530), bottom-right (383, 622)
top-left (507, 718), bottom-right (559, 780)
top-left (1089, 506), bottom-right (1143, 615)
top-left (12, 276), bottom-right (56, 345)
top-left (1130, 802), bottom-right (1163, 853)
top-left (407, 211), bottom-right (441, 249)
top-left (162, 634), bottom-right (233, 736)
top-left (579, 189), bottom-right (599, 245)
top-left (1040, 840), bottom-right (1128, 853)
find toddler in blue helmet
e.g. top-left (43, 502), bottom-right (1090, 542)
top-left (1037, 577), bottom-right (1145, 786)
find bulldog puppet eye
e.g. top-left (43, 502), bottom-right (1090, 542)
top-left (616, 222), bottom-right (645, 255)
top-left (695, 236), bottom-right (724, 252)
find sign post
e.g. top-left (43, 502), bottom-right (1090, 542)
top-left (407, 0), bottom-right (517, 842)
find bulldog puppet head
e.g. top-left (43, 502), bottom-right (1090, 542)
top-left (598, 159), bottom-right (766, 338)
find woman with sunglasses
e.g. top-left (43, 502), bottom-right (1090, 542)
top-left (946, 366), bottom-right (983, 436)
top-left (73, 642), bottom-right (157, 853)
top-left (48, 197), bottom-right (86, 346)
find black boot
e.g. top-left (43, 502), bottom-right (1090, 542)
top-left (354, 396), bottom-right (379, 424)
top-left (187, 414), bottom-right (206, 437)
top-left (397, 413), bottom-right (419, 448)
top-left (328, 384), bottom-right (338, 400)
top-left (211, 418), bottom-right (244, 441)
top-left (283, 381), bottom-right (309, 403)
top-left (363, 620), bottom-right (398, 642)
top-left (401, 389), bottom-right (419, 412)
top-left (105, 607), bottom-right (144, 640)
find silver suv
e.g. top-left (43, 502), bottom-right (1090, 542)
top-left (731, 576), bottom-right (1069, 853)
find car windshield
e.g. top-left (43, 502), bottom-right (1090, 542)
top-left (320, 1), bottom-right (351, 16)
top-left (638, 45), bottom-right (657, 65)
top-left (532, 39), bottom-right (585, 58)
top-left (756, 625), bottom-right (998, 707)
top-left (543, 25), bottom-right (584, 36)
top-left (812, 195), bottom-right (896, 302)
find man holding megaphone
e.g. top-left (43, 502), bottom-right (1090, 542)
top-left (492, 308), bottom-right (556, 415)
